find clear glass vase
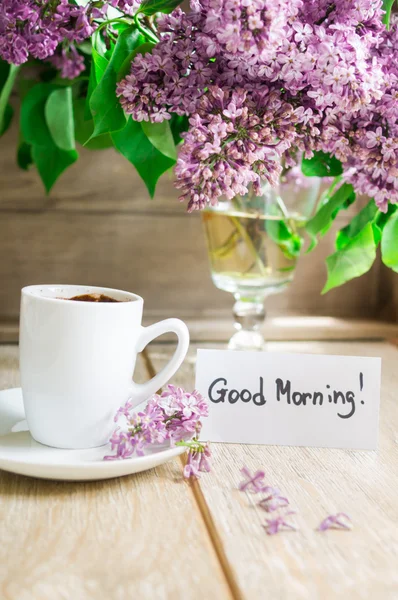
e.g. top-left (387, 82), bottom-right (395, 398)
top-left (202, 177), bottom-right (320, 350)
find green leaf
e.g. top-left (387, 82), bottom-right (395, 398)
top-left (381, 211), bottom-right (398, 272)
top-left (141, 119), bottom-right (177, 160)
top-left (21, 83), bottom-right (56, 146)
top-left (20, 82), bottom-right (78, 191)
top-left (45, 87), bottom-right (75, 151)
top-left (302, 151), bottom-right (343, 178)
top-left (170, 113), bottom-right (189, 145)
top-left (322, 223), bottom-right (377, 294)
top-left (89, 26), bottom-right (144, 140)
top-left (306, 183), bottom-right (355, 239)
top-left (17, 141), bottom-right (33, 171)
top-left (0, 103), bottom-right (13, 136)
top-left (92, 47), bottom-right (109, 80)
top-left (74, 97), bottom-right (113, 149)
top-left (265, 219), bottom-right (303, 259)
top-left (382, 0), bottom-right (396, 28)
top-left (117, 38), bottom-right (150, 82)
top-left (375, 202), bottom-right (398, 230)
top-left (0, 63), bottom-right (19, 137)
top-left (31, 145), bottom-right (78, 194)
top-left (139, 0), bottom-right (183, 15)
top-left (335, 199), bottom-right (378, 250)
top-left (372, 222), bottom-right (382, 246)
top-left (92, 29), bottom-right (107, 56)
top-left (112, 118), bottom-right (175, 197)
top-left (84, 49), bottom-right (109, 121)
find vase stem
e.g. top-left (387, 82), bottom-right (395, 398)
top-left (229, 295), bottom-right (266, 351)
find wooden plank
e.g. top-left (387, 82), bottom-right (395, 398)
top-left (0, 212), bottom-right (381, 322)
top-left (0, 110), bottom-right (180, 214)
top-left (0, 345), bottom-right (232, 600)
top-left (148, 341), bottom-right (398, 600)
top-left (2, 317), bottom-right (398, 345)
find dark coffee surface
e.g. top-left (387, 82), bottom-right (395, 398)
top-left (67, 293), bottom-right (121, 303)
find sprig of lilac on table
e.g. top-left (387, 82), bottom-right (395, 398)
top-left (104, 384), bottom-right (211, 478)
top-left (317, 513), bottom-right (352, 532)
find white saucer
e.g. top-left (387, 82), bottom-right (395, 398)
top-left (0, 388), bottom-right (185, 481)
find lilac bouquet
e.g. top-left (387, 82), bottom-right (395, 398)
top-left (1, 0), bottom-right (397, 291)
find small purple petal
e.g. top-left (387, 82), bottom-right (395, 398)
top-left (239, 466), bottom-right (266, 493)
top-left (317, 513), bottom-right (352, 532)
top-left (263, 512), bottom-right (298, 536)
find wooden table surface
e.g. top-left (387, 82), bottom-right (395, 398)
top-left (0, 327), bottom-right (397, 600)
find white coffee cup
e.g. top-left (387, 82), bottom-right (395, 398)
top-left (19, 284), bottom-right (190, 449)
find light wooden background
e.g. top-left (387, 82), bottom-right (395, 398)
top-left (0, 108), bottom-right (396, 325)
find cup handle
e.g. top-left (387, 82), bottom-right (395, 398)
top-left (130, 318), bottom-right (190, 405)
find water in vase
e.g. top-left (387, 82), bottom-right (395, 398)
top-left (202, 207), bottom-right (303, 296)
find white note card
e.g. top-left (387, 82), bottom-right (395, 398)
top-left (196, 350), bottom-right (381, 450)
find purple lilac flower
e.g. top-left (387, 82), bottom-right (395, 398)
top-left (183, 442), bottom-right (211, 479)
top-left (175, 86), bottom-right (297, 211)
top-left (317, 513), bottom-right (352, 531)
top-left (104, 385), bottom-right (210, 462)
top-left (159, 385), bottom-right (209, 440)
top-left (114, 399), bottom-right (135, 422)
top-left (117, 0), bottom-right (396, 212)
top-left (48, 45), bottom-right (85, 79)
top-left (108, 0), bottom-right (142, 15)
top-left (258, 488), bottom-right (290, 513)
top-left (238, 466), bottom-right (266, 493)
top-left (263, 511), bottom-right (298, 535)
top-left (0, 0), bottom-right (98, 76)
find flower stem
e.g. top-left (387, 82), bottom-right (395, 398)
top-left (230, 196), bottom-right (268, 278)
top-left (97, 17), bottom-right (130, 31)
top-left (175, 439), bottom-right (207, 452)
top-left (133, 14), bottom-right (160, 44)
top-left (0, 64), bottom-right (20, 133)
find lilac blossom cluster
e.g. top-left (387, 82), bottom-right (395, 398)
top-left (108, 0), bottom-right (142, 16)
top-left (104, 384), bottom-right (211, 478)
top-left (117, 0), bottom-right (397, 212)
top-left (0, 0), bottom-right (109, 78)
top-left (0, 0), bottom-right (145, 78)
top-left (239, 466), bottom-right (353, 535)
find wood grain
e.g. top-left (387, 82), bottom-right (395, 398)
top-left (0, 211), bottom-right (381, 322)
top-left (0, 347), bottom-right (232, 600)
top-left (0, 108), bottom-right (179, 215)
top-left (148, 341), bottom-right (398, 600)
top-left (2, 317), bottom-right (398, 345)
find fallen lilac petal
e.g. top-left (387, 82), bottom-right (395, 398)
top-left (261, 486), bottom-right (281, 496)
top-left (263, 512), bottom-right (298, 536)
top-left (239, 466), bottom-right (266, 493)
top-left (259, 495), bottom-right (290, 513)
top-left (317, 513), bottom-right (352, 532)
